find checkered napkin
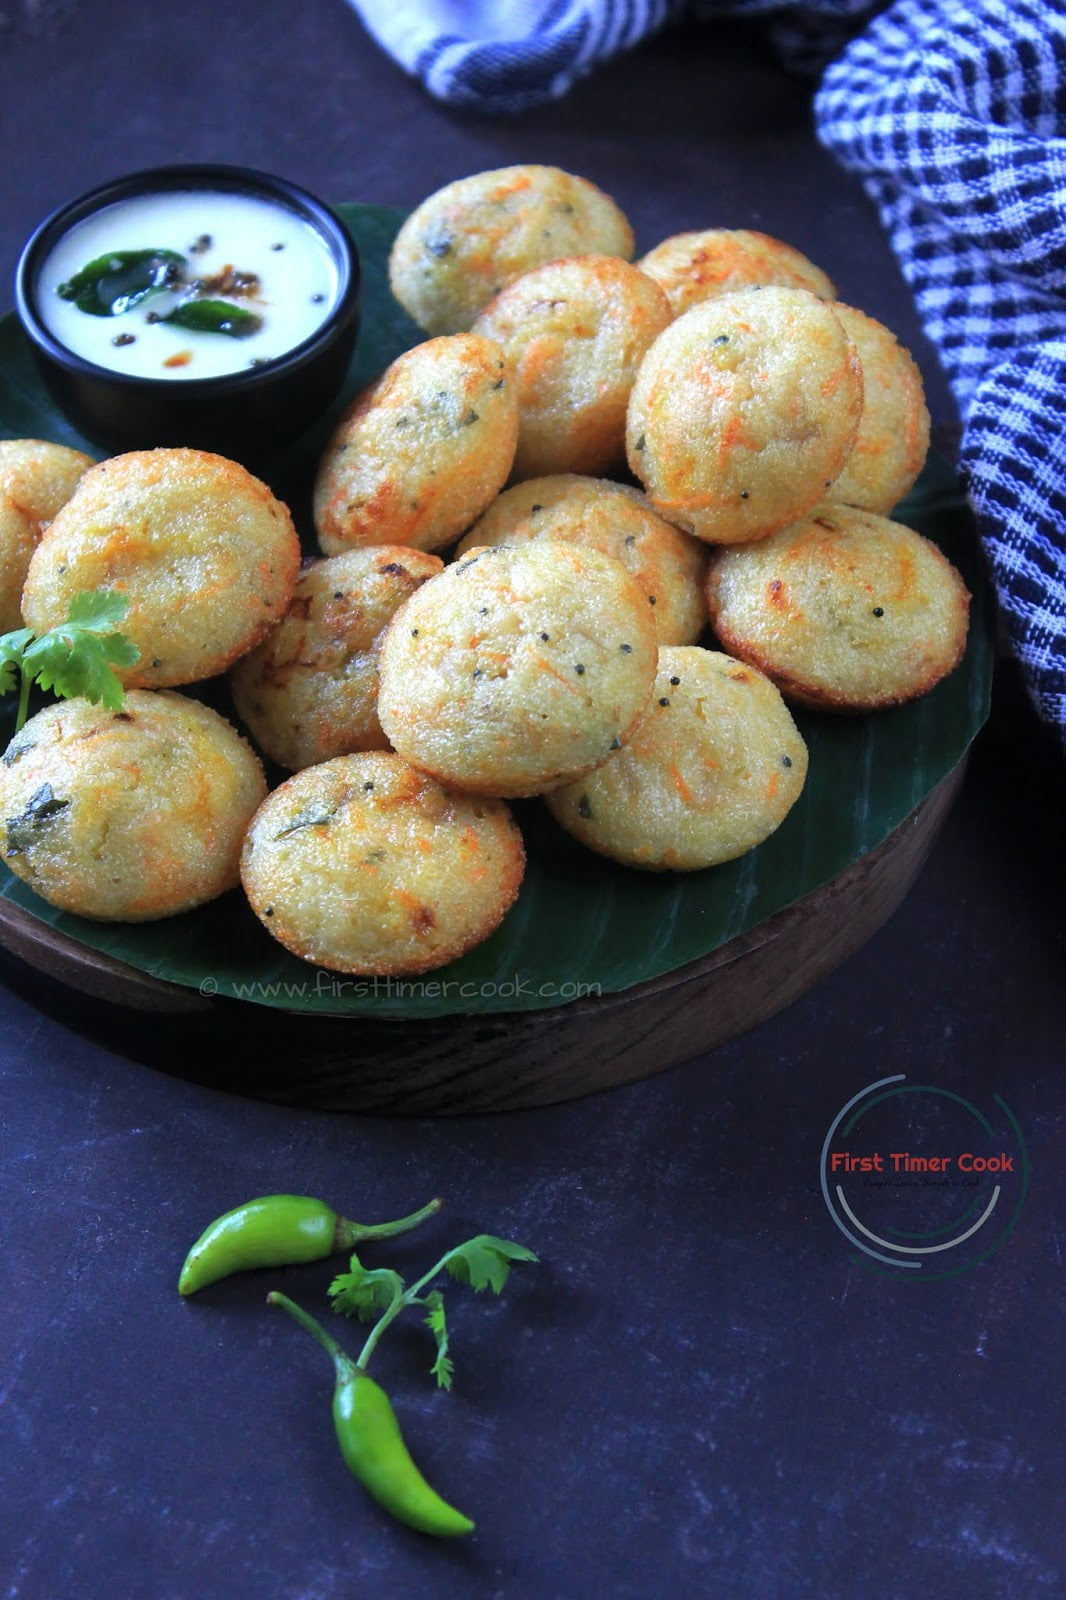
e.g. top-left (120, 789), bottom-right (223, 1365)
top-left (347, 0), bottom-right (1066, 748)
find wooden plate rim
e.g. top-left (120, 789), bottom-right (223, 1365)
top-left (0, 764), bottom-right (964, 1025)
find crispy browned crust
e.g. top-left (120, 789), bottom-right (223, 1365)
top-left (240, 755), bottom-right (526, 976)
top-left (707, 546), bottom-right (971, 713)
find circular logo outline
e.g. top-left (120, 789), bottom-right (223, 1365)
top-left (820, 1075), bottom-right (1029, 1279)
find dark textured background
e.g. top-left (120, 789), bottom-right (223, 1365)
top-left (2, 4), bottom-right (1064, 1597)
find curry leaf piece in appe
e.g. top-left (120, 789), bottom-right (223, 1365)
top-left (0, 691), bottom-right (265, 921)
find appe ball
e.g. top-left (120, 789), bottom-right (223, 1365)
top-left (377, 541), bottom-right (658, 798)
top-left (472, 255), bottom-right (672, 480)
top-left (241, 751), bottom-right (525, 976)
top-left (389, 164), bottom-right (634, 336)
top-left (626, 287), bottom-right (863, 545)
top-left (705, 505), bottom-right (970, 711)
top-left (0, 439), bottom-right (95, 631)
top-left (231, 546), bottom-right (445, 771)
top-left (829, 304), bottom-right (931, 515)
top-left (456, 474), bottom-right (708, 646)
top-left (313, 333), bottom-right (518, 555)
top-left (545, 647), bottom-right (808, 870)
top-left (0, 692), bottom-right (266, 921)
top-left (637, 228), bottom-right (836, 318)
top-left (21, 449), bottom-right (300, 689)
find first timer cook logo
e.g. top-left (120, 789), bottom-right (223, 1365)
top-left (820, 1075), bottom-right (1029, 1278)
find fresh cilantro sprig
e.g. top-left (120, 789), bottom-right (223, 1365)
top-left (0, 590), bottom-right (140, 732)
top-left (329, 1233), bottom-right (538, 1390)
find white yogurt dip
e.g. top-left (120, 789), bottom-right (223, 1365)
top-left (37, 189), bottom-right (340, 380)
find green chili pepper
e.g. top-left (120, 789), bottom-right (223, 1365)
top-left (267, 1291), bottom-right (475, 1539)
top-left (178, 1194), bottom-right (441, 1296)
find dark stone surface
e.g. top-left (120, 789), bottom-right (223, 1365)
top-left (1, 5), bottom-right (1064, 1598)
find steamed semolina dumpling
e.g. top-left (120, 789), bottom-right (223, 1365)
top-left (545, 647), bottom-right (808, 870)
top-left (0, 692), bottom-right (266, 921)
top-left (389, 164), bottom-right (635, 336)
top-left (626, 287), bottom-right (863, 545)
top-left (0, 439), bottom-right (95, 630)
top-left (241, 751), bottom-right (525, 976)
top-left (313, 333), bottom-right (518, 555)
top-left (456, 474), bottom-right (708, 645)
top-left (0, 439), bottom-right (96, 525)
top-left (705, 504), bottom-right (970, 711)
top-left (377, 540), bottom-right (658, 798)
top-left (231, 546), bottom-right (445, 771)
top-left (473, 255), bottom-right (672, 480)
top-left (637, 228), bottom-right (836, 318)
top-left (21, 449), bottom-right (300, 689)
top-left (829, 304), bottom-right (931, 514)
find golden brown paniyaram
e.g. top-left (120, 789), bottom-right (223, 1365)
top-left (377, 540), bottom-right (658, 798)
top-left (472, 255), bottom-right (672, 480)
top-left (545, 646), bottom-right (808, 870)
top-left (455, 473), bottom-right (709, 646)
top-left (705, 504), bottom-right (971, 711)
top-left (313, 332), bottom-right (518, 555)
top-left (637, 228), bottom-right (836, 318)
top-left (231, 546), bottom-right (445, 772)
top-left (241, 751), bottom-right (525, 976)
top-left (625, 286), bottom-right (864, 545)
top-left (828, 303), bottom-right (931, 515)
top-left (21, 448), bottom-right (300, 689)
top-left (0, 692), bottom-right (266, 921)
top-left (388, 164), bottom-right (635, 336)
top-left (0, 439), bottom-right (95, 631)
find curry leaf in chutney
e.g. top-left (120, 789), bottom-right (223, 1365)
top-left (161, 299), bottom-right (263, 338)
top-left (57, 249), bottom-right (186, 316)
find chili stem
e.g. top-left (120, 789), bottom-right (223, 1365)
top-left (267, 1290), bottom-right (356, 1375)
top-left (340, 1196), bottom-right (442, 1248)
top-left (355, 1250), bottom-right (458, 1372)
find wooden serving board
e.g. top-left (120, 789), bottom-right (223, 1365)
top-left (0, 764), bottom-right (962, 1113)
top-left (0, 204), bottom-right (990, 1113)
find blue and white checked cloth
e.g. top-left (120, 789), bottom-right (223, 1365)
top-left (348, 0), bottom-right (1066, 748)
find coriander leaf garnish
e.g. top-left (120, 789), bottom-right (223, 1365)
top-left (441, 1234), bottom-right (539, 1295)
top-left (0, 629), bottom-right (34, 698)
top-left (0, 590), bottom-right (139, 731)
top-left (327, 1256), bottom-right (405, 1324)
top-left (423, 1290), bottom-right (454, 1391)
top-left (64, 590), bottom-right (132, 631)
top-left (329, 1228), bottom-right (538, 1389)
